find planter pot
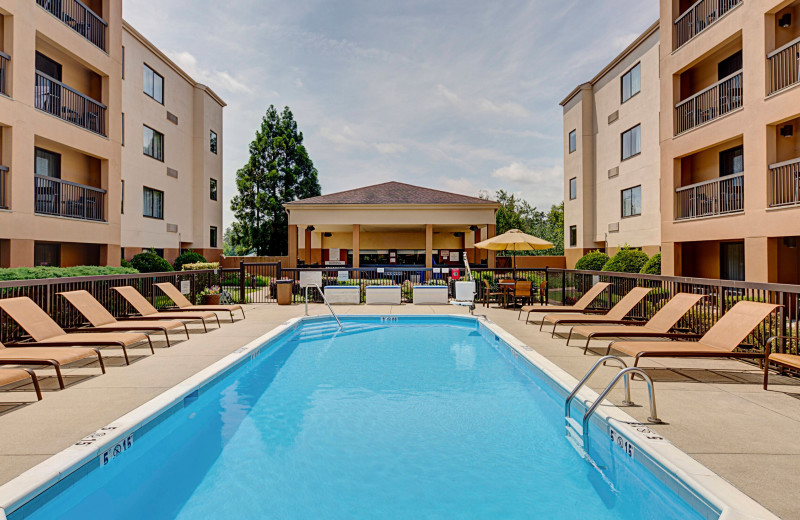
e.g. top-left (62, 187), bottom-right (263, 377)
top-left (204, 294), bottom-right (221, 305)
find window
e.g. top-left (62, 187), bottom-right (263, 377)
top-left (34, 148), bottom-right (61, 178)
top-left (621, 186), bottom-right (642, 218)
top-left (35, 52), bottom-right (62, 81)
top-left (621, 63), bottom-right (641, 103)
top-left (121, 113), bottom-right (125, 146)
top-left (34, 242), bottom-right (60, 267)
top-left (621, 124), bottom-right (641, 160)
top-left (143, 126), bottom-right (164, 161)
top-left (210, 226), bottom-right (218, 248)
top-left (210, 178), bottom-right (218, 201)
top-left (718, 50), bottom-right (742, 81)
top-left (143, 186), bottom-right (164, 219)
top-left (569, 225), bottom-right (577, 247)
top-left (210, 130), bottom-right (218, 154)
top-left (121, 46), bottom-right (125, 79)
top-left (143, 64), bottom-right (164, 103)
top-left (720, 241), bottom-right (745, 281)
top-left (568, 130), bottom-right (577, 153)
top-left (569, 177), bottom-right (577, 200)
top-left (121, 180), bottom-right (125, 214)
top-left (719, 145), bottom-right (743, 177)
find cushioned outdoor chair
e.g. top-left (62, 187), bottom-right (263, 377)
top-left (519, 282), bottom-right (611, 324)
top-left (0, 297), bottom-right (153, 366)
top-left (606, 301), bottom-right (779, 367)
top-left (112, 286), bottom-right (220, 331)
top-left (0, 341), bottom-right (105, 390)
top-left (511, 281), bottom-right (533, 308)
top-left (154, 282), bottom-right (245, 321)
top-left (0, 367), bottom-right (43, 401)
top-left (568, 293), bottom-right (706, 353)
top-left (763, 336), bottom-right (800, 390)
top-left (59, 290), bottom-right (190, 347)
top-left (541, 287), bottom-right (653, 337)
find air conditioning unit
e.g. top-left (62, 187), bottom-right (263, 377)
top-left (608, 222), bottom-right (620, 233)
top-left (166, 223), bottom-right (178, 233)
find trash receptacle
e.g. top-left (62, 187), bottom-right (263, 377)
top-left (276, 279), bottom-right (293, 305)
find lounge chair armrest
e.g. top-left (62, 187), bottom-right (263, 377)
top-left (765, 336), bottom-right (798, 354)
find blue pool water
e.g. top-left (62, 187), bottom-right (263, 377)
top-left (21, 317), bottom-right (706, 519)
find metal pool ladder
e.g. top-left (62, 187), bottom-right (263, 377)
top-left (565, 356), bottom-right (662, 453)
top-left (304, 284), bottom-right (342, 329)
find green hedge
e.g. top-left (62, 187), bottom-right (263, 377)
top-left (575, 250), bottom-right (610, 271)
top-left (602, 247), bottom-right (649, 273)
top-left (0, 266), bottom-right (138, 281)
top-left (130, 251), bottom-right (173, 273)
top-left (640, 253), bottom-right (661, 275)
top-left (173, 251), bottom-right (207, 271)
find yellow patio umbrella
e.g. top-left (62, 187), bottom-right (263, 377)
top-left (474, 228), bottom-right (554, 278)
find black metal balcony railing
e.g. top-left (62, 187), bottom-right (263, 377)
top-left (0, 51), bottom-right (9, 96)
top-left (674, 0), bottom-right (742, 50)
top-left (769, 158), bottom-right (800, 208)
top-left (34, 174), bottom-right (105, 221)
top-left (767, 36), bottom-right (800, 96)
top-left (36, 0), bottom-right (107, 51)
top-left (0, 166), bottom-right (7, 209)
top-left (675, 71), bottom-right (742, 135)
top-left (675, 173), bottom-right (744, 220)
top-left (35, 71), bottom-right (107, 136)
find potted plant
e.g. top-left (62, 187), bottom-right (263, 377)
top-left (199, 285), bottom-right (222, 305)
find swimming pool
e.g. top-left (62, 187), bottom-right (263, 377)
top-left (0, 316), bottom-right (776, 519)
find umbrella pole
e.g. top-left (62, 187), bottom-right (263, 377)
top-left (513, 247), bottom-right (516, 280)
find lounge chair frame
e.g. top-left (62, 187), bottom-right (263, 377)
top-left (154, 282), bottom-right (245, 321)
top-left (0, 367), bottom-right (43, 400)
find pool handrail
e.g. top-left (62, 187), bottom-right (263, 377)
top-left (305, 283), bottom-right (342, 328)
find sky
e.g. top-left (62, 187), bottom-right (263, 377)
top-left (123, 0), bottom-right (659, 228)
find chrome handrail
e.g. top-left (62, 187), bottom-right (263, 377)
top-left (565, 356), bottom-right (631, 421)
top-left (304, 283), bottom-right (342, 328)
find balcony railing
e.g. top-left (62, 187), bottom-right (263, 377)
top-left (767, 36), bottom-right (800, 96)
top-left (36, 0), bottom-right (107, 51)
top-left (674, 0), bottom-right (741, 49)
top-left (676, 173), bottom-right (744, 220)
top-left (675, 71), bottom-right (742, 135)
top-left (35, 71), bottom-right (107, 136)
top-left (769, 157), bottom-right (800, 208)
top-left (0, 51), bottom-right (9, 96)
top-left (34, 175), bottom-right (105, 221)
top-left (0, 166), bottom-right (7, 209)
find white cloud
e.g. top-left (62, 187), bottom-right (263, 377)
top-left (374, 142), bottom-right (407, 155)
top-left (436, 84), bottom-right (530, 118)
top-left (491, 162), bottom-right (563, 185)
top-left (166, 50), bottom-right (254, 95)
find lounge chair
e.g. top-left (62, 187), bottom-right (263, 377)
top-left (568, 293), bottom-right (706, 353)
top-left (112, 286), bottom-right (220, 331)
top-left (542, 287), bottom-right (653, 337)
top-left (0, 340), bottom-right (105, 389)
top-left (763, 336), bottom-right (800, 390)
top-left (606, 301), bottom-right (779, 366)
top-left (154, 282), bottom-right (245, 321)
top-left (0, 368), bottom-right (43, 401)
top-left (0, 297), bottom-right (153, 365)
top-left (59, 290), bottom-right (190, 347)
top-left (519, 282), bottom-right (611, 324)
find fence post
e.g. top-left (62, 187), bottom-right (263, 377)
top-left (190, 272), bottom-right (197, 305)
top-left (276, 261), bottom-right (282, 280)
top-left (561, 270), bottom-right (566, 306)
top-left (239, 261), bottom-right (246, 304)
top-left (779, 291), bottom-right (787, 354)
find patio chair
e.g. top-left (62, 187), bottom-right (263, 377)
top-left (606, 301), bottom-right (779, 367)
top-left (762, 336), bottom-right (800, 390)
top-left (542, 287), bottom-right (653, 338)
top-left (567, 293), bottom-right (705, 353)
top-left (482, 280), bottom-right (504, 307)
top-left (519, 282), bottom-right (611, 324)
top-left (154, 282), bottom-right (245, 321)
top-left (112, 286), bottom-right (220, 331)
top-left (510, 281), bottom-right (533, 308)
top-left (0, 368), bottom-right (43, 401)
top-left (0, 297), bottom-right (153, 365)
top-left (59, 290), bottom-right (190, 347)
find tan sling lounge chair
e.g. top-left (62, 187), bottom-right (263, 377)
top-left (0, 340), bottom-right (105, 389)
top-left (0, 367), bottom-right (43, 401)
top-left (520, 282), bottom-right (611, 324)
top-left (568, 293), bottom-right (706, 353)
top-left (0, 297), bottom-right (153, 365)
top-left (542, 287), bottom-right (653, 337)
top-left (154, 282), bottom-right (245, 321)
top-left (59, 290), bottom-right (190, 348)
top-left (762, 336), bottom-right (800, 390)
top-left (606, 300), bottom-right (779, 367)
top-left (112, 286), bottom-right (220, 331)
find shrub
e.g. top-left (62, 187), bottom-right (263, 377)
top-left (120, 258), bottom-right (133, 269)
top-left (640, 253), bottom-right (661, 275)
top-left (174, 250), bottom-right (207, 271)
top-left (130, 251), bottom-right (173, 273)
top-left (0, 266), bottom-right (138, 281)
top-left (575, 250), bottom-right (610, 271)
top-left (602, 247), bottom-right (649, 274)
top-left (181, 262), bottom-right (220, 271)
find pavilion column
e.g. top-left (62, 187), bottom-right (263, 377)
top-left (487, 224), bottom-right (496, 268)
top-left (288, 225), bottom-right (298, 268)
top-left (352, 224), bottom-right (360, 268)
top-left (425, 224), bottom-right (433, 280)
top-left (304, 227), bottom-right (312, 265)
top-left (473, 227), bottom-right (481, 265)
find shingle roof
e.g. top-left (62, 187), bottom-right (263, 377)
top-left (285, 182), bottom-right (496, 206)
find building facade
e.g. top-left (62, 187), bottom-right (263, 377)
top-left (0, 0), bottom-right (223, 268)
top-left (561, 22), bottom-right (661, 269)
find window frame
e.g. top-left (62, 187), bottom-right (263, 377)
top-left (142, 63), bottom-right (164, 104)
top-left (210, 130), bottom-right (218, 154)
top-left (569, 177), bottom-right (577, 200)
top-left (621, 62), bottom-right (641, 103)
top-left (621, 185), bottom-right (642, 218)
top-left (143, 125), bottom-right (164, 162)
top-left (142, 186), bottom-right (164, 220)
top-left (621, 124), bottom-right (642, 161)
top-left (121, 179), bottom-right (125, 214)
top-left (568, 130), bottom-right (577, 153)
top-left (569, 225), bottom-right (577, 247)
top-left (210, 178), bottom-right (218, 201)
top-left (210, 226), bottom-right (218, 248)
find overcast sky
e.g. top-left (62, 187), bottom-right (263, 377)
top-left (123, 0), bottom-right (658, 227)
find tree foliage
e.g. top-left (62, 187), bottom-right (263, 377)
top-left (229, 106), bottom-right (321, 256)
top-left (483, 190), bottom-right (564, 256)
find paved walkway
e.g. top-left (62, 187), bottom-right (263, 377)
top-left (0, 303), bottom-right (798, 518)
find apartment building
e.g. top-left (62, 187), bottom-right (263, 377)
top-left (660, 0), bottom-right (800, 283)
top-left (561, 22), bottom-right (661, 268)
top-left (0, 0), bottom-right (223, 268)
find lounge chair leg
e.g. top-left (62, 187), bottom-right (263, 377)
top-left (763, 358), bottom-right (770, 390)
top-left (566, 329), bottom-right (573, 346)
top-left (164, 330), bottom-right (171, 348)
top-left (539, 320), bottom-right (544, 331)
top-left (551, 324), bottom-right (558, 338)
top-left (25, 369), bottom-right (43, 400)
top-left (229, 311), bottom-right (235, 322)
top-left (121, 345), bottom-right (130, 365)
top-left (633, 354), bottom-right (642, 367)
top-left (525, 312), bottom-right (531, 325)
top-left (184, 323), bottom-right (190, 339)
top-left (215, 315), bottom-right (221, 328)
top-left (201, 319), bottom-right (208, 333)
top-left (53, 364), bottom-right (66, 389)
top-left (241, 307), bottom-right (246, 319)
top-left (146, 336), bottom-right (155, 354)
top-left (583, 337), bottom-right (592, 355)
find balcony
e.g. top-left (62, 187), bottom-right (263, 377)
top-left (675, 71), bottom-right (742, 135)
top-left (769, 158), bottom-right (800, 208)
top-left (673, 0), bottom-right (741, 50)
top-left (36, 0), bottom-right (107, 52)
top-left (35, 71), bottom-right (107, 136)
top-left (767, 36), bottom-right (800, 96)
top-left (0, 51), bottom-right (8, 96)
top-left (0, 166), bottom-right (7, 209)
top-left (676, 173), bottom-right (744, 220)
top-left (34, 175), bottom-right (105, 221)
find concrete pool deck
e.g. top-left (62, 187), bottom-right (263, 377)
top-left (0, 303), bottom-right (798, 518)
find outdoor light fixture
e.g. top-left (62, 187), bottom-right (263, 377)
top-left (779, 13), bottom-right (792, 28)
top-left (781, 124), bottom-right (794, 137)
top-left (306, 226), bottom-right (315, 231)
top-left (469, 225), bottom-right (479, 232)
top-left (323, 232), bottom-right (333, 237)
top-left (453, 232), bottom-right (464, 238)
top-left (785, 237), bottom-right (797, 248)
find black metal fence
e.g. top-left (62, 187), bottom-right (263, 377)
top-left (35, 71), bottom-right (107, 136)
top-left (36, 0), bottom-right (108, 51)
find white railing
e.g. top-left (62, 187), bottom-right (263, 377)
top-left (675, 173), bottom-right (744, 220)
top-left (769, 157), bottom-right (800, 208)
top-left (674, 0), bottom-right (742, 49)
top-left (767, 36), bottom-right (800, 96)
top-left (675, 71), bottom-right (742, 135)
